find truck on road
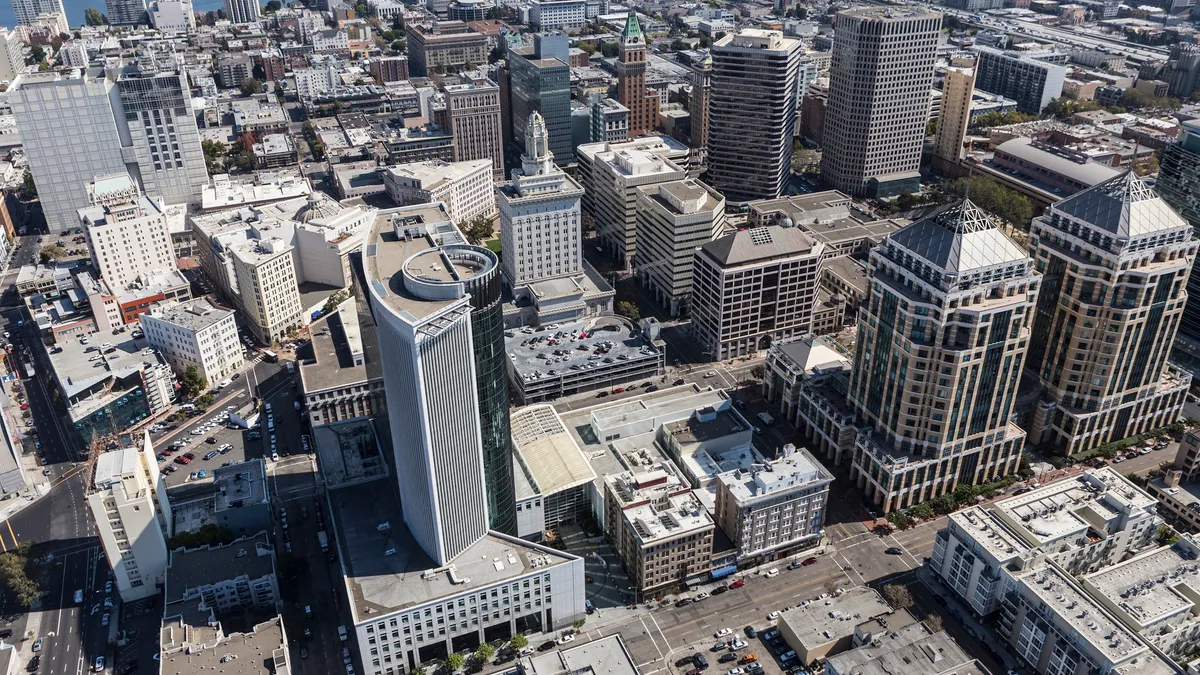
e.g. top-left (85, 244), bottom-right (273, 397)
top-left (23, 362), bottom-right (33, 378)
top-left (758, 411), bottom-right (774, 426)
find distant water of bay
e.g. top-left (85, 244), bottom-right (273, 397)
top-left (0, 0), bottom-right (239, 33)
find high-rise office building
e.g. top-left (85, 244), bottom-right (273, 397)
top-left (934, 57), bottom-right (976, 165)
top-left (498, 112), bottom-right (585, 287)
top-left (634, 179), bottom-right (725, 317)
top-left (846, 201), bottom-right (1039, 513)
top-left (1027, 173), bottom-right (1195, 455)
top-left (223, 0), bottom-right (260, 23)
top-left (821, 7), bottom-right (941, 198)
top-left (11, 66), bottom-right (207, 232)
top-left (10, 0), bottom-right (64, 26)
top-left (617, 14), bottom-right (659, 137)
top-left (365, 203), bottom-right (515, 555)
top-left (440, 82), bottom-right (505, 180)
top-left (688, 54), bottom-right (711, 162)
top-left (506, 33), bottom-right (572, 165)
top-left (1161, 120), bottom-right (1200, 365)
top-left (106, 0), bottom-right (148, 24)
top-left (707, 30), bottom-right (803, 203)
top-left (972, 46), bottom-right (1067, 114)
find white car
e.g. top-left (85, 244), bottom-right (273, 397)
top-left (556, 634), bottom-right (575, 645)
top-left (765, 568), bottom-right (779, 578)
top-left (768, 611), bottom-right (780, 620)
top-left (715, 628), bottom-right (733, 638)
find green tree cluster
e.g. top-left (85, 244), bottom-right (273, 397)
top-left (617, 300), bottom-right (640, 321)
top-left (881, 584), bottom-right (913, 609)
top-left (970, 109), bottom-right (1037, 128)
top-left (943, 175), bottom-right (1033, 228)
top-left (264, 0), bottom-right (281, 12)
top-left (1118, 89), bottom-right (1182, 112)
top-left (460, 214), bottom-right (494, 245)
top-left (202, 140), bottom-right (227, 174)
top-left (166, 524), bottom-right (234, 550)
top-left (1043, 96), bottom-right (1099, 119)
top-left (39, 244), bottom-right (65, 265)
top-left (180, 364), bottom-right (208, 398)
top-left (600, 42), bottom-right (619, 58)
top-left (240, 77), bottom-right (262, 96)
top-left (84, 7), bottom-right (109, 25)
top-left (0, 543), bottom-right (39, 607)
top-left (20, 170), bottom-right (36, 200)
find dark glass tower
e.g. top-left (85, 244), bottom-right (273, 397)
top-left (462, 248), bottom-right (517, 535)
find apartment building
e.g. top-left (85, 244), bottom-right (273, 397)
top-left (973, 46), bottom-right (1068, 113)
top-left (223, 0), bottom-right (259, 22)
top-left (821, 8), bottom-right (941, 197)
top-left (634, 179), bottom-right (725, 317)
top-left (369, 55), bottom-right (409, 84)
top-left (140, 298), bottom-right (244, 383)
top-left (165, 533), bottom-right (280, 615)
top-left (580, 142), bottom-right (686, 270)
top-left (934, 58), bottom-right (977, 164)
top-left (690, 225), bottom-right (824, 361)
top-left (707, 29), bottom-right (803, 202)
top-left (1026, 173), bottom-right (1195, 455)
top-left (930, 468), bottom-right (1160, 616)
top-left (529, 0), bottom-right (587, 30)
top-left (603, 467), bottom-right (714, 594)
top-left (714, 444), bottom-right (832, 562)
top-left (383, 159), bottom-right (496, 223)
top-left (86, 438), bottom-right (171, 602)
top-left (78, 175), bottom-right (176, 290)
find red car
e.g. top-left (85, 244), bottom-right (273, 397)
top-left (613, 387), bottom-right (625, 394)
top-left (729, 580), bottom-right (745, 589)
top-left (19, 404), bottom-right (28, 410)
top-left (801, 557), bottom-right (817, 566)
top-left (174, 456), bottom-right (191, 465)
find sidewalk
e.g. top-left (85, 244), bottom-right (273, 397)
top-left (916, 566), bottom-right (1019, 672)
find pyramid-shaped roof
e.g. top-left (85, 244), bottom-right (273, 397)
top-left (889, 200), bottom-right (1028, 275)
top-left (1053, 171), bottom-right (1188, 239)
top-left (623, 13), bottom-right (644, 41)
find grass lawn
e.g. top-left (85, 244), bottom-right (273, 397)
top-left (485, 239), bottom-right (502, 254)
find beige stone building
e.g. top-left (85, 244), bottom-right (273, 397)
top-left (634, 179), bottom-right (725, 317)
top-left (1027, 173), bottom-right (1195, 454)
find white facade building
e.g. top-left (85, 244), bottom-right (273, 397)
top-left (497, 112), bottom-right (585, 288)
top-left (529, 0), bottom-right (587, 30)
top-left (86, 437), bottom-right (171, 602)
top-left (0, 27), bottom-right (28, 83)
top-left (634, 178), bottom-right (725, 317)
top-left (148, 0), bottom-right (196, 31)
top-left (383, 159), bottom-right (496, 224)
top-left (141, 298), bottom-right (244, 383)
top-left (223, 0), bottom-right (260, 23)
top-left (230, 237), bottom-right (303, 344)
top-left (10, 0), bottom-right (65, 26)
top-left (78, 174), bottom-right (177, 290)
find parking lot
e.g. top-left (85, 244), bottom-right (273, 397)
top-left (150, 397), bottom-right (255, 488)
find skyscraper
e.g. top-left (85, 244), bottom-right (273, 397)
top-left (933, 56), bottom-right (976, 166)
top-left (497, 112), bottom-right (585, 288)
top-left (223, 0), bottom-right (260, 23)
top-left (1158, 119), bottom-right (1200, 356)
top-left (442, 82), bottom-right (505, 180)
top-left (116, 68), bottom-right (209, 206)
top-left (1026, 173), bottom-right (1195, 455)
top-left (617, 14), bottom-right (659, 137)
top-left (847, 201), bottom-right (1040, 513)
top-left (365, 204), bottom-right (515, 557)
top-left (821, 7), bottom-right (941, 197)
top-left (506, 33), bottom-right (572, 165)
top-left (707, 30), bottom-right (803, 203)
top-left (106, 0), bottom-right (148, 24)
top-left (688, 54), bottom-right (711, 163)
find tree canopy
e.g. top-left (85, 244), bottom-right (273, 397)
top-left (84, 7), bottom-right (109, 25)
top-left (180, 364), bottom-right (208, 398)
top-left (942, 175), bottom-right (1033, 228)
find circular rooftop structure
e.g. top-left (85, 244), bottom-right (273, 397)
top-left (402, 243), bottom-right (499, 303)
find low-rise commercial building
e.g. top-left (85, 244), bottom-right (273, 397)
top-left (777, 587), bottom-right (895, 664)
top-left (510, 405), bottom-right (597, 540)
top-left (165, 533), bottom-right (280, 615)
top-left (160, 615), bottom-right (291, 675)
top-left (826, 623), bottom-right (983, 675)
top-left (299, 298), bottom-right (382, 427)
top-left (141, 298), bottom-right (244, 384)
top-left (383, 159), bottom-right (496, 223)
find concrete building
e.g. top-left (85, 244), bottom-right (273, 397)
top-left (78, 175), bottom-right (177, 291)
top-left (165, 533), bottom-right (279, 615)
top-left (821, 8), bottom-right (941, 198)
top-left (148, 0), bottom-right (195, 31)
top-left (992, 137), bottom-right (1121, 196)
top-left (688, 55), bottom-right (711, 164)
top-left (1026, 173), bottom-right (1195, 455)
top-left (935, 59), bottom-right (977, 165)
top-left (405, 21), bottom-right (489, 77)
top-left (973, 46), bottom-right (1068, 113)
top-left (140, 298), bottom-right (243, 383)
top-left (714, 443), bottom-right (832, 562)
top-left (498, 112), bottom-right (585, 289)
top-left (223, 0), bottom-right (260, 23)
top-left (364, 202), bottom-right (517, 543)
top-left (299, 298), bottom-right (382, 427)
top-left (0, 27), bottom-right (28, 83)
top-left (114, 67), bottom-right (209, 206)
top-left (581, 141), bottom-right (686, 270)
top-left (590, 97), bottom-right (629, 144)
top-left (253, 134), bottom-right (297, 169)
top-left (160, 615), bottom-right (291, 674)
top-left (633, 179), bottom-right (724, 317)
top-left (708, 29), bottom-right (804, 202)
top-left (530, 0), bottom-right (587, 30)
top-left (522, 635), bottom-right (638, 675)
top-left (231, 238), bottom-right (303, 345)
top-left (106, 0), bottom-right (147, 24)
top-left (690, 225), bottom-right (824, 361)
top-left (87, 438), bottom-right (171, 601)
top-left (603, 465), bottom-right (714, 594)
top-left (616, 14), bottom-right (658, 138)
top-left (383, 159), bottom-right (496, 224)
top-left (510, 404), bottom-right (597, 539)
top-left (170, 459), bottom-right (271, 536)
top-left (369, 55), bottom-right (409, 84)
top-left (507, 33), bottom-right (573, 166)
top-left (826, 624), bottom-right (982, 675)
top-left (930, 468), bottom-right (1160, 616)
top-left (777, 587), bottom-right (896, 664)
top-left (442, 82), bottom-right (504, 179)
top-left (1159, 119), bottom-right (1200, 361)
top-left (10, 0), bottom-right (65, 27)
